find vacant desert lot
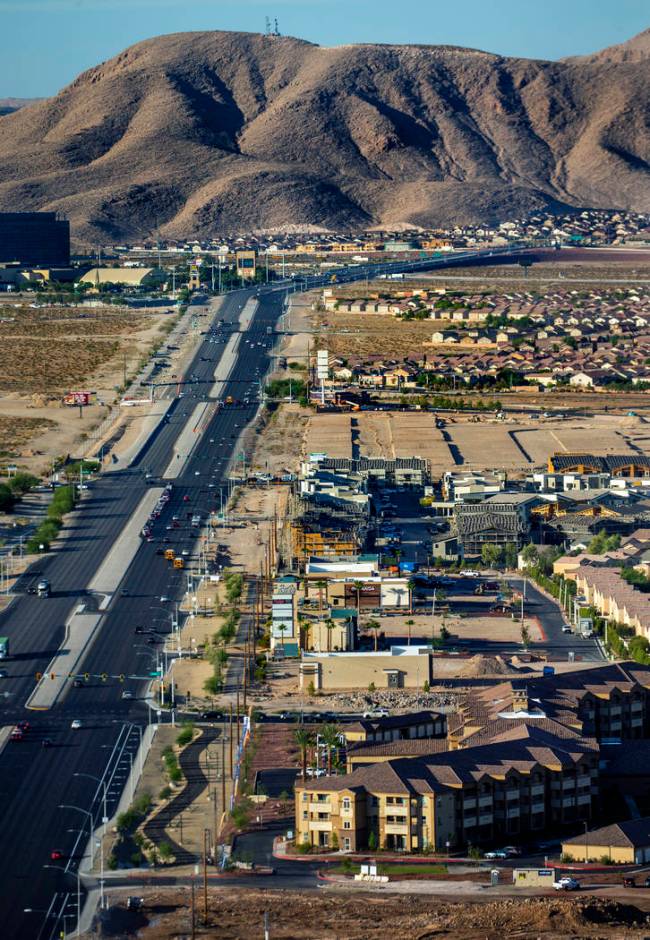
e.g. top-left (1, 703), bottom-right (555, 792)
top-left (303, 410), bottom-right (650, 473)
top-left (314, 311), bottom-right (434, 359)
top-left (0, 301), bottom-right (177, 471)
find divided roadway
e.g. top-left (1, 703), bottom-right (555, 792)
top-left (0, 286), bottom-right (284, 940)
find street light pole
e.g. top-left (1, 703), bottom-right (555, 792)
top-left (43, 865), bottom-right (81, 937)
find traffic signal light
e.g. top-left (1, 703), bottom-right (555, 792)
top-left (50, 672), bottom-right (55, 680)
top-left (101, 673), bottom-right (108, 682)
top-left (35, 672), bottom-right (42, 681)
top-left (119, 674), bottom-right (125, 683)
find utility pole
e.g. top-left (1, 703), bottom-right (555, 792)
top-left (190, 880), bottom-right (196, 940)
top-left (229, 703), bottom-right (234, 779)
top-left (221, 728), bottom-right (227, 813)
top-left (203, 828), bottom-right (209, 925)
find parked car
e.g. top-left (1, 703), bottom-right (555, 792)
top-left (362, 708), bottom-right (389, 719)
top-left (483, 849), bottom-right (507, 859)
top-left (553, 877), bottom-right (580, 891)
top-left (70, 719), bottom-right (83, 730)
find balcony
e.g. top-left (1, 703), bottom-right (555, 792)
top-left (478, 797), bottom-right (493, 808)
top-left (309, 820), bottom-right (332, 832)
top-left (478, 814), bottom-right (493, 825)
top-left (506, 807), bottom-right (520, 818)
top-left (463, 799), bottom-right (477, 810)
top-left (385, 823), bottom-right (409, 835)
top-left (577, 794), bottom-right (592, 806)
top-left (463, 817), bottom-right (477, 828)
top-left (505, 790), bottom-right (519, 801)
top-left (309, 802), bottom-right (330, 813)
top-left (531, 802), bottom-right (545, 814)
top-left (530, 785), bottom-right (545, 796)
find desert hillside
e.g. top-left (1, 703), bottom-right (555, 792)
top-left (0, 30), bottom-right (648, 241)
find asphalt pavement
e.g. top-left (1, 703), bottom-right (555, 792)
top-left (0, 286), bottom-right (285, 940)
top-left (0, 243), bottom-right (565, 939)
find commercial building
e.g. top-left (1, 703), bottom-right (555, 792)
top-left (80, 267), bottom-right (166, 288)
top-left (299, 646), bottom-right (432, 692)
top-left (270, 581), bottom-right (299, 656)
top-left (562, 817), bottom-right (650, 864)
top-left (0, 212), bottom-right (70, 267)
top-left (235, 250), bottom-right (257, 279)
top-left (304, 609), bottom-right (357, 653)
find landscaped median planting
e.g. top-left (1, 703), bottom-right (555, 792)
top-left (26, 483), bottom-right (75, 552)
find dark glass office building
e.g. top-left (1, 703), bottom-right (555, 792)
top-left (0, 212), bottom-right (70, 266)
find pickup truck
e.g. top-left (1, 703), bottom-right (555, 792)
top-left (553, 877), bottom-right (580, 891)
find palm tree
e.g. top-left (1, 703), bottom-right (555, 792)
top-left (324, 617), bottom-right (336, 652)
top-left (316, 579), bottom-right (328, 615)
top-left (405, 618), bottom-right (415, 647)
top-left (277, 622), bottom-right (288, 656)
top-left (366, 618), bottom-right (381, 652)
top-left (352, 580), bottom-right (365, 618)
top-left (298, 616), bottom-right (311, 651)
top-left (407, 577), bottom-right (417, 614)
top-left (320, 723), bottom-right (341, 775)
top-left (294, 726), bottom-right (314, 780)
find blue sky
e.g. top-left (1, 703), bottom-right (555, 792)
top-left (1, 0), bottom-right (647, 97)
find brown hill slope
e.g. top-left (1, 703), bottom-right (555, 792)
top-left (0, 30), bottom-right (648, 241)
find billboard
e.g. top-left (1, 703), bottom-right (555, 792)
top-left (63, 390), bottom-right (95, 406)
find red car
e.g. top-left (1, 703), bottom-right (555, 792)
top-left (10, 728), bottom-right (24, 741)
top-left (50, 850), bottom-right (64, 861)
top-left (183, 495), bottom-right (190, 502)
top-left (17, 720), bottom-right (30, 732)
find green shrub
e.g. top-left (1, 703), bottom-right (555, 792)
top-left (158, 841), bottom-right (173, 862)
top-left (203, 674), bottom-right (222, 694)
top-left (107, 854), bottom-right (118, 871)
top-left (176, 722), bottom-right (195, 746)
top-left (367, 831), bottom-right (377, 850)
top-left (133, 791), bottom-right (152, 816)
top-left (296, 840), bottom-right (312, 854)
top-left (159, 785), bottom-right (172, 801)
top-left (230, 798), bottom-right (253, 829)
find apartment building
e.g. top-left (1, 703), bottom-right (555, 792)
top-left (452, 663), bottom-right (650, 744)
top-left (295, 723), bottom-right (598, 852)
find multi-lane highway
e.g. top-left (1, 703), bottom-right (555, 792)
top-left (0, 286), bottom-right (286, 939)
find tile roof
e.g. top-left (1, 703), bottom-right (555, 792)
top-left (564, 817), bottom-right (650, 849)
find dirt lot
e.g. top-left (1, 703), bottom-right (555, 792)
top-left (314, 311), bottom-right (435, 360)
top-left (96, 888), bottom-right (650, 939)
top-left (248, 404), bottom-right (311, 475)
top-left (302, 409), bottom-right (650, 473)
top-left (0, 300), bottom-right (181, 473)
top-left (377, 610), bottom-right (542, 645)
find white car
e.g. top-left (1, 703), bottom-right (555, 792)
top-left (553, 877), bottom-right (580, 891)
top-left (483, 849), bottom-right (507, 859)
top-left (461, 570), bottom-right (480, 577)
top-left (70, 719), bottom-right (83, 730)
top-left (306, 767), bottom-right (326, 778)
top-left (363, 708), bottom-right (389, 719)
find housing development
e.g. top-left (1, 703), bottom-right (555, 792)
top-left (0, 18), bottom-right (650, 940)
